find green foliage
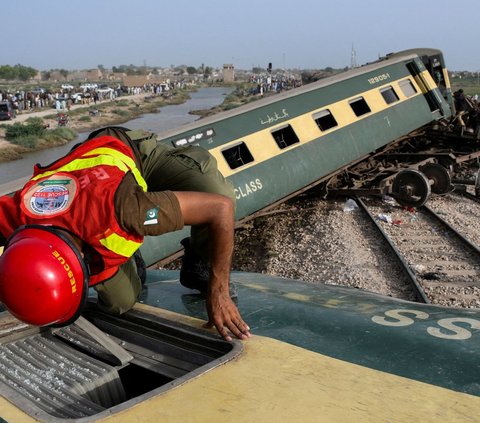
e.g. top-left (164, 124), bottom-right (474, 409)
top-left (112, 64), bottom-right (147, 76)
top-left (112, 109), bottom-right (129, 116)
top-left (450, 74), bottom-right (480, 96)
top-left (9, 135), bottom-right (39, 149)
top-left (78, 115), bottom-right (92, 122)
top-left (5, 120), bottom-right (45, 141)
top-left (0, 64), bottom-right (37, 81)
top-left (223, 102), bottom-right (242, 111)
top-left (187, 66), bottom-right (197, 75)
top-left (43, 127), bottom-right (76, 142)
top-left (4, 119), bottom-right (76, 150)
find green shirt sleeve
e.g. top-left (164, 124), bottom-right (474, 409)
top-left (114, 173), bottom-right (184, 236)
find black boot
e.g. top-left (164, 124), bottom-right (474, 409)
top-left (179, 238), bottom-right (209, 294)
top-left (133, 250), bottom-right (147, 286)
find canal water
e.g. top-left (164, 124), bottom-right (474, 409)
top-left (0, 87), bottom-right (231, 185)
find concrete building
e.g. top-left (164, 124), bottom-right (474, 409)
top-left (223, 64), bottom-right (234, 83)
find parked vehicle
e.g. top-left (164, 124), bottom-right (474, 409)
top-left (0, 102), bottom-right (15, 120)
top-left (80, 83), bottom-right (98, 90)
top-left (70, 92), bottom-right (83, 103)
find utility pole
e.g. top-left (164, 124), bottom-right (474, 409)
top-left (350, 44), bottom-right (357, 69)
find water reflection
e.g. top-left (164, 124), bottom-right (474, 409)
top-left (0, 87), bottom-right (231, 184)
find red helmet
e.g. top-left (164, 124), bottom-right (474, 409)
top-left (0, 225), bottom-right (89, 327)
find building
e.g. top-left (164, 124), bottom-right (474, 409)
top-left (223, 64), bottom-right (234, 83)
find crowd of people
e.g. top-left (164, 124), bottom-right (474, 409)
top-left (249, 72), bottom-right (301, 95)
top-left (0, 80), bottom-right (187, 115)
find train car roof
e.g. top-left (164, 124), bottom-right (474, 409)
top-left (140, 269), bottom-right (480, 397)
top-left (1, 269), bottom-right (479, 422)
top-left (155, 48), bottom-right (437, 141)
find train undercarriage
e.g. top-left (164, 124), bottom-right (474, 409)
top-left (324, 120), bottom-right (480, 207)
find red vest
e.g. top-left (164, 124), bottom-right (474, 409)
top-left (0, 136), bottom-right (147, 285)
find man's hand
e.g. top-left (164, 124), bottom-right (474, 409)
top-left (173, 191), bottom-right (251, 341)
top-left (205, 290), bottom-right (251, 342)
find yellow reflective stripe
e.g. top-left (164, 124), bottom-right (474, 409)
top-left (83, 148), bottom-right (147, 191)
top-left (84, 147), bottom-right (137, 170)
top-left (32, 155), bottom-right (130, 179)
top-left (31, 152), bottom-right (147, 191)
top-left (99, 233), bottom-right (142, 257)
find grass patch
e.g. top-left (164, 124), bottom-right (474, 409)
top-left (8, 135), bottom-right (40, 149)
top-left (5, 118), bottom-right (44, 141)
top-left (114, 99), bottom-right (130, 107)
top-left (112, 109), bottom-right (129, 116)
top-left (4, 119), bottom-right (77, 150)
top-left (44, 127), bottom-right (77, 142)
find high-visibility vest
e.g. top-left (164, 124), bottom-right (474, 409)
top-left (0, 135), bottom-right (147, 285)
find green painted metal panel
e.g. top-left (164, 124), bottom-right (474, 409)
top-left (140, 269), bottom-right (480, 397)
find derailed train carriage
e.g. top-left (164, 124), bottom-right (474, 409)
top-left (1, 272), bottom-right (480, 422)
top-left (2, 48), bottom-right (480, 422)
top-left (141, 47), bottom-right (459, 265)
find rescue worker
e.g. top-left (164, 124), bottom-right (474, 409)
top-left (453, 89), bottom-right (469, 134)
top-left (0, 126), bottom-right (250, 342)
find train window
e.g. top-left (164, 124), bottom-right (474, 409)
top-left (399, 79), bottom-right (417, 97)
top-left (349, 97), bottom-right (371, 117)
top-left (221, 142), bottom-right (254, 169)
top-left (380, 86), bottom-right (399, 104)
top-left (313, 109), bottom-right (338, 131)
top-left (271, 124), bottom-right (299, 149)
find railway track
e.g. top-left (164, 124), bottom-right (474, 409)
top-left (358, 195), bottom-right (480, 308)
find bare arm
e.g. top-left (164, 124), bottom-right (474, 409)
top-left (172, 191), bottom-right (251, 341)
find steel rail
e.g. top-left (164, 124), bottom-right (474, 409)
top-left (421, 204), bottom-right (480, 256)
top-left (353, 196), bottom-right (430, 303)
top-left (452, 184), bottom-right (480, 205)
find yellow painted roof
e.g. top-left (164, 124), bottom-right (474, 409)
top-left (2, 305), bottom-right (479, 422)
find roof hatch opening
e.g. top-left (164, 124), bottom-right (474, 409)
top-left (0, 305), bottom-right (242, 421)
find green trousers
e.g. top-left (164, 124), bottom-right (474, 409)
top-left (94, 129), bottom-right (235, 314)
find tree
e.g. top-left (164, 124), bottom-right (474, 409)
top-left (204, 66), bottom-right (213, 78)
top-left (15, 65), bottom-right (37, 81)
top-left (0, 64), bottom-right (37, 81)
top-left (186, 66), bottom-right (197, 75)
top-left (59, 69), bottom-right (69, 79)
top-left (0, 65), bottom-right (17, 80)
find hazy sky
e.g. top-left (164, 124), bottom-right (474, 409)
top-left (3, 0), bottom-right (478, 71)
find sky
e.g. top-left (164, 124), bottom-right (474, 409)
top-left (2, 0), bottom-right (479, 72)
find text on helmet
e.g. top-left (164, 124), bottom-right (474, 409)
top-left (52, 250), bottom-right (77, 294)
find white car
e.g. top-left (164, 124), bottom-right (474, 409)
top-left (70, 92), bottom-right (83, 103)
top-left (80, 83), bottom-right (98, 91)
top-left (61, 84), bottom-right (74, 90)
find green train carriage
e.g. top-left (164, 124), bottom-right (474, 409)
top-left (142, 48), bottom-right (453, 265)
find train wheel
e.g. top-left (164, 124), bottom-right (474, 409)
top-left (420, 163), bottom-right (452, 195)
top-left (391, 169), bottom-right (431, 208)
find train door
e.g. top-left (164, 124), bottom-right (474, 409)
top-left (420, 53), bottom-right (454, 110)
top-left (406, 59), bottom-right (449, 117)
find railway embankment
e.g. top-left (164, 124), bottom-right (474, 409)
top-left (231, 183), bottom-right (480, 309)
